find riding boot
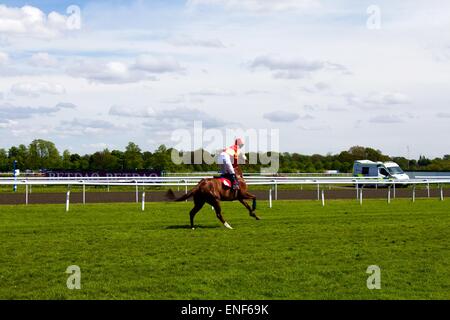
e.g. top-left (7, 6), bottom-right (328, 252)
top-left (230, 174), bottom-right (240, 190)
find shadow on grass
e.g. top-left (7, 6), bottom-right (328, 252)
top-left (166, 225), bottom-right (221, 230)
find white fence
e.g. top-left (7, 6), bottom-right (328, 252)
top-left (0, 176), bottom-right (449, 207)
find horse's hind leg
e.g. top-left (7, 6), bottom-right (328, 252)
top-left (240, 192), bottom-right (260, 220)
top-left (208, 198), bottom-right (233, 229)
top-left (190, 197), bottom-right (205, 229)
top-left (239, 199), bottom-right (260, 220)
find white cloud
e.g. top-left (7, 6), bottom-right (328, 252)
top-left (346, 92), bottom-right (410, 108)
top-left (68, 55), bottom-right (184, 84)
top-left (190, 88), bottom-right (235, 96)
top-left (58, 118), bottom-right (125, 136)
top-left (436, 112), bottom-right (450, 118)
top-left (0, 5), bottom-right (73, 39)
top-left (0, 51), bottom-right (9, 65)
top-left (134, 55), bottom-right (184, 74)
top-left (55, 102), bottom-right (77, 110)
top-left (300, 82), bottom-right (331, 93)
top-left (68, 60), bottom-right (142, 84)
top-left (327, 106), bottom-right (348, 112)
top-left (299, 114), bottom-right (315, 120)
top-left (109, 105), bottom-right (155, 118)
top-left (0, 102), bottom-right (74, 119)
top-left (170, 36), bottom-right (225, 48)
top-left (29, 52), bottom-right (58, 68)
top-left (369, 115), bottom-right (404, 124)
top-left (298, 124), bottom-right (331, 131)
top-left (250, 55), bottom-right (348, 79)
top-left (10, 82), bottom-right (66, 97)
top-left (366, 92), bottom-right (410, 105)
top-left (82, 143), bottom-right (110, 150)
top-left (0, 119), bottom-right (18, 129)
top-left (142, 107), bottom-right (231, 129)
top-left (186, 0), bottom-right (320, 12)
top-left (263, 111), bottom-right (299, 122)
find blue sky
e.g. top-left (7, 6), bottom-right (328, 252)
top-left (1, 0), bottom-right (450, 158)
top-left (0, 0), bottom-right (90, 11)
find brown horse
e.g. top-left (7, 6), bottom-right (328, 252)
top-left (166, 165), bottom-right (259, 229)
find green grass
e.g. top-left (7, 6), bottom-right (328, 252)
top-left (0, 199), bottom-right (449, 300)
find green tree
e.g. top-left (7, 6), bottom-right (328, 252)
top-left (111, 150), bottom-right (124, 170)
top-left (149, 145), bottom-right (174, 172)
top-left (365, 147), bottom-right (390, 162)
top-left (418, 155), bottom-right (431, 167)
top-left (0, 149), bottom-right (8, 172)
top-left (392, 157), bottom-right (409, 170)
top-left (62, 150), bottom-right (72, 170)
top-left (124, 142), bottom-right (143, 170)
top-left (28, 139), bottom-right (61, 169)
top-left (348, 146), bottom-right (367, 160)
top-left (8, 144), bottom-right (28, 170)
top-left (90, 149), bottom-right (120, 171)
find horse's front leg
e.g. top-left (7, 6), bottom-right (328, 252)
top-left (239, 194), bottom-right (260, 220)
top-left (210, 198), bottom-right (233, 229)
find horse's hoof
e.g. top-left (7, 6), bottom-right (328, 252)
top-left (224, 222), bottom-right (233, 230)
top-left (250, 213), bottom-right (261, 220)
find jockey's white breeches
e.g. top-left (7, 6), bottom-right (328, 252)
top-left (218, 151), bottom-right (235, 175)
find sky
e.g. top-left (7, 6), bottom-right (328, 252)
top-left (0, 0), bottom-right (449, 158)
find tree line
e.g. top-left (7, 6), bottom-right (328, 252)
top-left (1, 139), bottom-right (449, 173)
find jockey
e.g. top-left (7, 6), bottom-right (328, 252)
top-left (218, 138), bottom-right (246, 190)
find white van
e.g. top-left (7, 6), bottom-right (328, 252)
top-left (353, 160), bottom-right (409, 181)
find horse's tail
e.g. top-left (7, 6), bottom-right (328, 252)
top-left (166, 187), bottom-right (197, 202)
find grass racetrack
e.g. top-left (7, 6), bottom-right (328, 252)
top-left (0, 199), bottom-right (449, 300)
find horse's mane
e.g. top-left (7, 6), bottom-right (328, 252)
top-left (233, 164), bottom-right (244, 178)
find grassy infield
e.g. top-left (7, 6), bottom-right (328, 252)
top-left (0, 198), bottom-right (449, 300)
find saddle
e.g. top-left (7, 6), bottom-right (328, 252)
top-left (213, 174), bottom-right (233, 189)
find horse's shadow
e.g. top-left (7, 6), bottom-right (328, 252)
top-left (165, 225), bottom-right (221, 230)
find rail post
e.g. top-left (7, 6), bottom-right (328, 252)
top-left (13, 160), bottom-right (17, 192)
top-left (142, 191), bottom-right (146, 211)
top-left (387, 186), bottom-right (391, 204)
top-left (25, 183), bottom-right (28, 205)
top-left (316, 182), bottom-right (320, 201)
top-left (274, 180), bottom-right (278, 200)
top-left (427, 181), bottom-right (430, 198)
top-left (66, 190), bottom-right (71, 212)
top-left (359, 188), bottom-right (363, 205)
top-left (135, 181), bottom-right (138, 203)
top-left (82, 182), bottom-right (86, 205)
top-left (321, 189), bottom-right (325, 207)
top-left (440, 185), bottom-right (444, 201)
top-left (412, 185), bottom-right (416, 202)
top-left (355, 181), bottom-right (359, 200)
top-left (269, 188), bottom-right (272, 208)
